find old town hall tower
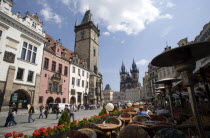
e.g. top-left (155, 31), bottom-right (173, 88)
top-left (74, 10), bottom-right (102, 104)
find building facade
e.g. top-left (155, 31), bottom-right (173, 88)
top-left (147, 63), bottom-right (158, 99)
top-left (113, 91), bottom-right (126, 104)
top-left (102, 84), bottom-right (114, 103)
top-left (142, 72), bottom-right (149, 99)
top-left (69, 55), bottom-right (90, 105)
top-left (74, 10), bottom-right (102, 105)
top-left (0, 0), bottom-right (45, 111)
top-left (38, 35), bottom-right (72, 106)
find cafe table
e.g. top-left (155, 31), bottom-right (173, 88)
top-left (96, 124), bottom-right (120, 138)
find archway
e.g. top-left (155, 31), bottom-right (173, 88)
top-left (55, 97), bottom-right (61, 103)
top-left (10, 89), bottom-right (31, 109)
top-left (70, 96), bottom-right (76, 104)
top-left (46, 97), bottom-right (54, 105)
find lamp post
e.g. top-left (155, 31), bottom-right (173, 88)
top-left (151, 41), bottom-right (210, 138)
top-left (127, 102), bottom-right (132, 108)
top-left (105, 103), bottom-right (114, 114)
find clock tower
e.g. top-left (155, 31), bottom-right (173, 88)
top-left (74, 10), bottom-right (102, 105)
top-left (74, 10), bottom-right (100, 72)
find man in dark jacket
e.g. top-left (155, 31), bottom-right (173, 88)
top-left (28, 104), bottom-right (35, 123)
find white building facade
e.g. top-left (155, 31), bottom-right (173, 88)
top-left (69, 58), bottom-right (90, 105)
top-left (0, 0), bottom-right (45, 111)
top-left (125, 87), bottom-right (141, 102)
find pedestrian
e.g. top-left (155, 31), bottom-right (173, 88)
top-left (38, 105), bottom-right (44, 119)
top-left (28, 104), bottom-right (35, 123)
top-left (13, 104), bottom-right (18, 114)
top-left (44, 104), bottom-right (49, 118)
top-left (4, 107), bottom-right (14, 127)
top-left (69, 104), bottom-right (76, 122)
top-left (55, 105), bottom-right (60, 119)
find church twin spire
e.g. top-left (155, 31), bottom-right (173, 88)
top-left (120, 59), bottom-right (139, 74)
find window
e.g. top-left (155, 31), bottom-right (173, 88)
top-left (78, 69), bottom-right (80, 75)
top-left (0, 30), bottom-right (2, 39)
top-left (59, 85), bottom-right (62, 92)
top-left (82, 70), bottom-right (84, 76)
top-left (82, 80), bottom-right (84, 87)
top-left (87, 72), bottom-right (89, 78)
top-left (78, 93), bottom-right (81, 103)
top-left (59, 64), bottom-right (62, 74)
top-left (86, 81), bottom-right (89, 88)
top-left (20, 42), bottom-right (37, 63)
top-left (52, 61), bottom-right (56, 72)
top-left (53, 82), bottom-right (58, 92)
top-left (16, 68), bottom-right (24, 80)
top-left (72, 66), bottom-right (75, 73)
top-left (63, 98), bottom-right (66, 103)
top-left (44, 58), bottom-right (49, 69)
top-left (32, 22), bottom-right (36, 28)
top-left (72, 77), bottom-right (75, 85)
top-left (94, 49), bottom-right (96, 56)
top-left (39, 96), bottom-right (43, 103)
top-left (64, 66), bottom-right (68, 76)
top-left (48, 83), bottom-right (52, 91)
top-left (77, 79), bottom-right (80, 87)
top-left (27, 71), bottom-right (34, 82)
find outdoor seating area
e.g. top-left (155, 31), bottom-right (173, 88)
top-left (65, 104), bottom-right (210, 138)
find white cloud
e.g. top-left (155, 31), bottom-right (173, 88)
top-left (136, 59), bottom-right (149, 66)
top-left (121, 40), bottom-right (125, 44)
top-left (38, 0), bottom-right (62, 24)
top-left (60, 0), bottom-right (173, 35)
top-left (159, 14), bottom-right (173, 19)
top-left (103, 32), bottom-right (110, 36)
top-left (166, 2), bottom-right (175, 8)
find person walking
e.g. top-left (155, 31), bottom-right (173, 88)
top-left (69, 104), bottom-right (76, 122)
top-left (55, 105), bottom-right (60, 119)
top-left (28, 104), bottom-right (35, 123)
top-left (4, 107), bottom-right (14, 127)
top-left (44, 104), bottom-right (49, 118)
top-left (38, 105), bottom-right (44, 119)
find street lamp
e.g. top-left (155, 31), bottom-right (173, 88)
top-left (127, 102), bottom-right (132, 108)
top-left (105, 103), bottom-right (114, 114)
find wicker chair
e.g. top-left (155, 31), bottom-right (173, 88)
top-left (153, 128), bottom-right (187, 138)
top-left (67, 130), bottom-right (90, 138)
top-left (150, 115), bottom-right (168, 123)
top-left (78, 128), bottom-right (97, 138)
top-left (132, 115), bottom-right (148, 123)
top-left (103, 117), bottom-right (122, 127)
top-left (119, 112), bottom-right (132, 118)
top-left (117, 124), bottom-right (150, 138)
top-left (83, 123), bottom-right (109, 138)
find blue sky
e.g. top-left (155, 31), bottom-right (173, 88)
top-left (12, 0), bottom-right (210, 91)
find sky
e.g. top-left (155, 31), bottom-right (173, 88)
top-left (12, 0), bottom-right (210, 91)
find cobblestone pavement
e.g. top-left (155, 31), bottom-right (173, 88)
top-left (0, 108), bottom-right (101, 137)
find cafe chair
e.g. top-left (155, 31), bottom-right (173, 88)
top-left (67, 130), bottom-right (90, 138)
top-left (119, 112), bottom-right (132, 118)
top-left (103, 117), bottom-right (122, 127)
top-left (117, 124), bottom-right (150, 138)
top-left (150, 115), bottom-right (168, 123)
top-left (78, 128), bottom-right (97, 138)
top-left (132, 115), bottom-right (148, 123)
top-left (83, 123), bottom-right (109, 138)
top-left (153, 128), bottom-right (187, 138)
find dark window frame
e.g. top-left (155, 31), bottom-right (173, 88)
top-left (52, 61), bottom-right (56, 72)
top-left (27, 70), bottom-right (34, 82)
top-left (44, 58), bottom-right (49, 69)
top-left (16, 68), bottom-right (24, 80)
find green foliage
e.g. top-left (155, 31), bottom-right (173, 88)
top-left (99, 107), bottom-right (107, 115)
top-left (58, 111), bottom-right (70, 125)
top-left (113, 105), bottom-right (118, 111)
